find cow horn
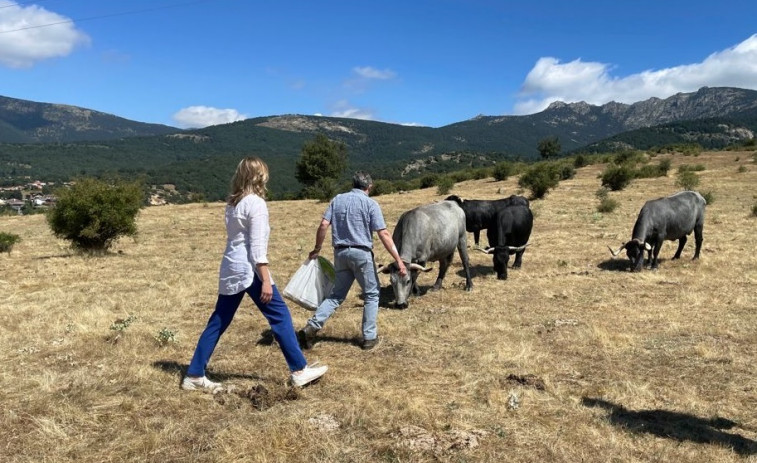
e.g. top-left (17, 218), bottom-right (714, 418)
top-left (408, 263), bottom-right (433, 272)
top-left (476, 247), bottom-right (491, 254)
top-left (507, 243), bottom-right (530, 252)
top-left (608, 244), bottom-right (625, 257)
top-left (644, 242), bottom-right (652, 251)
top-left (484, 247), bottom-right (495, 254)
top-left (376, 263), bottom-right (390, 274)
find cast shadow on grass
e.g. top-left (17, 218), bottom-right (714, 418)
top-left (598, 258), bottom-right (674, 272)
top-left (457, 264), bottom-right (496, 278)
top-left (582, 397), bottom-right (757, 456)
top-left (152, 360), bottom-right (266, 385)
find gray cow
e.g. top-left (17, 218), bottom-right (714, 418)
top-left (609, 190), bottom-right (706, 271)
top-left (378, 197), bottom-right (472, 308)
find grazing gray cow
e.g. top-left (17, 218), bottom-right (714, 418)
top-left (609, 190), bottom-right (706, 271)
top-left (446, 194), bottom-right (529, 247)
top-left (378, 197), bottom-right (472, 308)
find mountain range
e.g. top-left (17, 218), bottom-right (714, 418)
top-left (1, 87), bottom-right (756, 199)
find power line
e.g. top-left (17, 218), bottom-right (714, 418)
top-left (0, 0), bottom-right (217, 34)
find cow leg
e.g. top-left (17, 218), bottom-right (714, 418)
top-left (473, 230), bottom-right (480, 248)
top-left (650, 241), bottom-right (663, 269)
top-left (431, 254), bottom-right (453, 291)
top-left (457, 237), bottom-right (473, 291)
top-left (512, 248), bottom-right (525, 268)
top-left (693, 222), bottom-right (704, 259)
top-left (672, 235), bottom-right (687, 259)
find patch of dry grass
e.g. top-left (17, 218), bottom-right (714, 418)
top-left (1, 151), bottom-right (756, 462)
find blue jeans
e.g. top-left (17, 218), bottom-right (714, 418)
top-left (307, 247), bottom-right (380, 341)
top-left (187, 278), bottom-right (307, 376)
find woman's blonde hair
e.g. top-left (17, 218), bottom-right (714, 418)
top-left (227, 156), bottom-right (269, 206)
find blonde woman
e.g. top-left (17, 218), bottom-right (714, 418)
top-left (183, 157), bottom-right (327, 391)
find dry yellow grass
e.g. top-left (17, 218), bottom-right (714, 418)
top-left (1, 151), bottom-right (755, 462)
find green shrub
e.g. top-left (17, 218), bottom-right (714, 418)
top-left (752, 203), bottom-right (757, 217)
top-left (700, 190), bottom-right (715, 205)
top-left (595, 187), bottom-right (609, 201)
top-left (613, 150), bottom-right (645, 166)
top-left (573, 154), bottom-right (589, 168)
top-left (737, 165), bottom-right (748, 173)
top-left (470, 168), bottom-right (490, 180)
top-left (558, 163), bottom-right (576, 180)
top-left (47, 177), bottom-right (144, 253)
top-left (601, 164), bottom-right (635, 191)
top-left (635, 159), bottom-right (672, 179)
top-left (370, 179), bottom-right (396, 197)
top-left (419, 174), bottom-right (440, 189)
top-left (675, 171), bottom-right (700, 190)
top-left (678, 164), bottom-right (706, 173)
top-left (436, 176), bottom-right (455, 195)
top-left (518, 163), bottom-right (560, 199)
top-left (597, 197), bottom-right (619, 213)
top-left (492, 162), bottom-right (514, 181)
top-left (0, 231), bottom-right (21, 254)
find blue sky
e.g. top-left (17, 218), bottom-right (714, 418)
top-left (2, 0), bottom-right (757, 129)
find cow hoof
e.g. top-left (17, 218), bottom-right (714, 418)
top-left (497, 275), bottom-right (507, 280)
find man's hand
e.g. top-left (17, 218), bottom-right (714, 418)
top-left (397, 261), bottom-right (408, 277)
top-left (308, 248), bottom-right (320, 260)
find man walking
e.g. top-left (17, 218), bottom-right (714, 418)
top-left (299, 172), bottom-right (407, 350)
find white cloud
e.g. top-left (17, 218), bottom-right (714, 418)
top-left (515, 34), bottom-right (757, 114)
top-left (330, 99), bottom-right (375, 120)
top-left (353, 66), bottom-right (396, 80)
top-left (172, 106), bottom-right (247, 128)
top-left (0, 2), bottom-right (89, 68)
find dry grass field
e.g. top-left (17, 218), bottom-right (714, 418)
top-left (1, 151), bottom-right (756, 462)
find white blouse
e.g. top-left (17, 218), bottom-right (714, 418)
top-left (218, 194), bottom-right (272, 295)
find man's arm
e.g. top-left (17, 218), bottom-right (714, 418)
top-left (377, 228), bottom-right (407, 277)
top-left (308, 218), bottom-right (331, 260)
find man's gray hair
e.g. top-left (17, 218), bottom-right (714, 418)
top-left (352, 171), bottom-right (373, 190)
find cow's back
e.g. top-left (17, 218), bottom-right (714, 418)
top-left (394, 201), bottom-right (465, 262)
top-left (637, 191), bottom-right (705, 240)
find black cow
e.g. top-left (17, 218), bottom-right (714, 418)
top-left (446, 195), bottom-right (529, 247)
top-left (609, 191), bottom-right (706, 271)
top-left (378, 197), bottom-right (472, 309)
top-left (483, 204), bottom-right (533, 280)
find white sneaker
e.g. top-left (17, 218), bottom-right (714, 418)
top-left (291, 363), bottom-right (328, 387)
top-left (181, 375), bottom-right (222, 392)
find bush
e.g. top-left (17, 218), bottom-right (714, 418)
top-left (436, 176), bottom-right (455, 195)
top-left (492, 162), bottom-right (514, 181)
top-left (678, 164), bottom-right (705, 173)
top-left (419, 174), bottom-right (440, 189)
top-left (597, 197), bottom-right (619, 213)
top-left (635, 159), bottom-right (671, 179)
top-left (518, 163), bottom-right (560, 199)
top-left (601, 164), bottom-right (635, 191)
top-left (470, 168), bottom-right (490, 180)
top-left (0, 231), bottom-right (21, 254)
top-left (370, 179), bottom-right (396, 197)
top-left (701, 190), bottom-right (715, 205)
top-left (675, 171), bottom-right (700, 190)
top-left (47, 177), bottom-right (144, 253)
top-left (752, 203), bottom-right (757, 218)
top-left (558, 163), bottom-right (576, 180)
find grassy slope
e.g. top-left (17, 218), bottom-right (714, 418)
top-left (1, 151), bottom-right (755, 462)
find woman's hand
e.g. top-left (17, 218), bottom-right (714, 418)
top-left (260, 279), bottom-right (273, 304)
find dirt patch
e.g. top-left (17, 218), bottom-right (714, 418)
top-left (503, 373), bottom-right (546, 391)
top-left (392, 425), bottom-right (487, 454)
top-left (213, 384), bottom-right (300, 410)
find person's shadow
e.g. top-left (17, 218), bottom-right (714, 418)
top-left (582, 397), bottom-right (757, 456)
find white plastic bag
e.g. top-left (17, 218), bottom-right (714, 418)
top-left (283, 256), bottom-right (335, 310)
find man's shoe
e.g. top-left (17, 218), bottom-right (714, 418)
top-left (181, 375), bottom-right (222, 393)
top-left (291, 363), bottom-right (328, 387)
top-left (361, 336), bottom-right (381, 351)
top-left (298, 324), bottom-right (318, 350)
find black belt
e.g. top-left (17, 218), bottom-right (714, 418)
top-left (334, 245), bottom-right (372, 252)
